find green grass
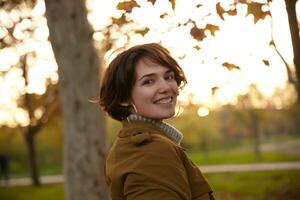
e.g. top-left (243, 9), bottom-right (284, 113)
top-left (188, 150), bottom-right (300, 165)
top-left (0, 184), bottom-right (64, 200)
top-left (208, 170), bottom-right (300, 200)
top-left (8, 162), bottom-right (62, 178)
top-left (1, 170), bottom-right (299, 200)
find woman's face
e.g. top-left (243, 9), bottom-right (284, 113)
top-left (129, 57), bottom-right (178, 120)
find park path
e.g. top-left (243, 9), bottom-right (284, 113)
top-left (201, 161), bottom-right (300, 173)
top-left (260, 139), bottom-right (300, 155)
top-left (1, 161), bottom-right (300, 187)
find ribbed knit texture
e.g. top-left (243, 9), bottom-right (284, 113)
top-left (126, 114), bottom-right (183, 144)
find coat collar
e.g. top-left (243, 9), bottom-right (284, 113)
top-left (119, 114), bottom-right (183, 144)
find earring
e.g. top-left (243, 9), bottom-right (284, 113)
top-left (131, 103), bottom-right (138, 114)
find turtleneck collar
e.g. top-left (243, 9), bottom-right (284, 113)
top-left (125, 114), bottom-right (183, 144)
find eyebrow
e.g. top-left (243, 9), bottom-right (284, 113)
top-left (138, 69), bottom-right (174, 81)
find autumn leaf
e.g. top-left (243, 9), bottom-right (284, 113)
top-left (117, 1), bottom-right (140, 13)
top-left (247, 2), bottom-right (270, 23)
top-left (205, 24), bottom-right (219, 36)
top-left (228, 9), bottom-right (237, 16)
top-left (190, 23), bottom-right (219, 41)
top-left (160, 13), bottom-right (168, 19)
top-left (222, 62), bottom-right (240, 70)
top-left (211, 86), bottom-right (219, 96)
top-left (135, 28), bottom-right (150, 36)
top-left (216, 2), bottom-right (237, 20)
top-left (169, 0), bottom-right (175, 10)
top-left (148, 0), bottom-right (156, 5)
top-left (112, 14), bottom-right (127, 26)
top-left (196, 4), bottom-right (203, 8)
top-left (263, 59), bottom-right (269, 66)
top-left (216, 2), bottom-right (226, 20)
top-left (190, 26), bottom-right (206, 41)
top-left (193, 45), bottom-right (201, 51)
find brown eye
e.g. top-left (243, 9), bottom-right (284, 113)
top-left (165, 73), bottom-right (175, 80)
top-left (142, 79), bottom-right (154, 85)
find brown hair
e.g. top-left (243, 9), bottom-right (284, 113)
top-left (99, 43), bottom-right (187, 121)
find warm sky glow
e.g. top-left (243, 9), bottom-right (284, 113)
top-left (0, 0), bottom-right (298, 126)
top-left (94, 0), bottom-right (295, 108)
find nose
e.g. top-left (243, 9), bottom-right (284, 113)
top-left (157, 79), bottom-right (172, 93)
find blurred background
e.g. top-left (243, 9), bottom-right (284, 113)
top-left (1, 0), bottom-right (300, 199)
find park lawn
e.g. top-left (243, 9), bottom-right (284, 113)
top-left (188, 150), bottom-right (300, 165)
top-left (9, 151), bottom-right (300, 178)
top-left (9, 163), bottom-right (63, 179)
top-left (1, 170), bottom-right (300, 200)
top-left (0, 184), bottom-right (64, 200)
top-left (208, 170), bottom-right (300, 200)
top-left (11, 150), bottom-right (300, 178)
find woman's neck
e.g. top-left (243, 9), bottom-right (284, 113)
top-left (126, 114), bottom-right (183, 144)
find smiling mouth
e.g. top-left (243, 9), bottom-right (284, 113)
top-left (154, 97), bottom-right (173, 104)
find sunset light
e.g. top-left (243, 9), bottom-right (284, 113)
top-left (0, 0), bottom-right (298, 126)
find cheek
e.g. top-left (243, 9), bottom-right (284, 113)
top-left (131, 87), bottom-right (153, 103)
top-left (171, 82), bottom-right (179, 94)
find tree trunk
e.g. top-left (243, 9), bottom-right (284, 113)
top-left (285, 0), bottom-right (300, 134)
top-left (44, 0), bottom-right (109, 200)
top-left (285, 0), bottom-right (300, 102)
top-left (25, 130), bottom-right (40, 186)
top-left (200, 137), bottom-right (209, 162)
top-left (249, 110), bottom-right (261, 161)
top-left (21, 55), bottom-right (41, 186)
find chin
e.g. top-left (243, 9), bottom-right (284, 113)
top-left (157, 111), bottom-right (175, 120)
top-left (140, 108), bottom-right (176, 120)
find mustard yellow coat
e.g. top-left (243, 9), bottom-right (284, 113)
top-left (105, 120), bottom-right (214, 200)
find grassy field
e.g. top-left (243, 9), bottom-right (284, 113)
top-left (188, 137), bottom-right (300, 165)
top-left (6, 147), bottom-right (300, 179)
top-left (0, 184), bottom-right (64, 200)
top-left (189, 150), bottom-right (300, 165)
top-left (7, 142), bottom-right (300, 178)
top-left (208, 170), bottom-right (300, 200)
top-left (2, 133), bottom-right (299, 200)
top-left (1, 170), bottom-right (299, 200)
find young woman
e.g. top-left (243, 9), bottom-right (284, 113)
top-left (100, 43), bottom-right (214, 200)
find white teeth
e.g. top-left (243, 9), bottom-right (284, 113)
top-left (155, 97), bottom-right (172, 104)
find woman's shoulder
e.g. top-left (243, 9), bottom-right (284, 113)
top-left (113, 128), bottom-right (183, 160)
top-left (118, 120), bottom-right (182, 150)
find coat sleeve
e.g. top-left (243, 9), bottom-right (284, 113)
top-left (179, 149), bottom-right (214, 200)
top-left (124, 173), bottom-right (182, 200)
top-left (123, 137), bottom-right (191, 200)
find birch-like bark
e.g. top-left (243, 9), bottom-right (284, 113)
top-left (45, 0), bottom-right (108, 199)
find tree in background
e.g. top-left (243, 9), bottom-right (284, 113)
top-left (21, 54), bottom-right (59, 185)
top-left (45, 0), bottom-right (108, 199)
top-left (0, 1), bottom-right (59, 185)
top-left (284, 0), bottom-right (300, 102)
top-left (236, 85), bottom-right (268, 160)
top-left (283, 0), bottom-right (300, 134)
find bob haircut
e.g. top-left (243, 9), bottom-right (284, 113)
top-left (99, 43), bottom-right (187, 121)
